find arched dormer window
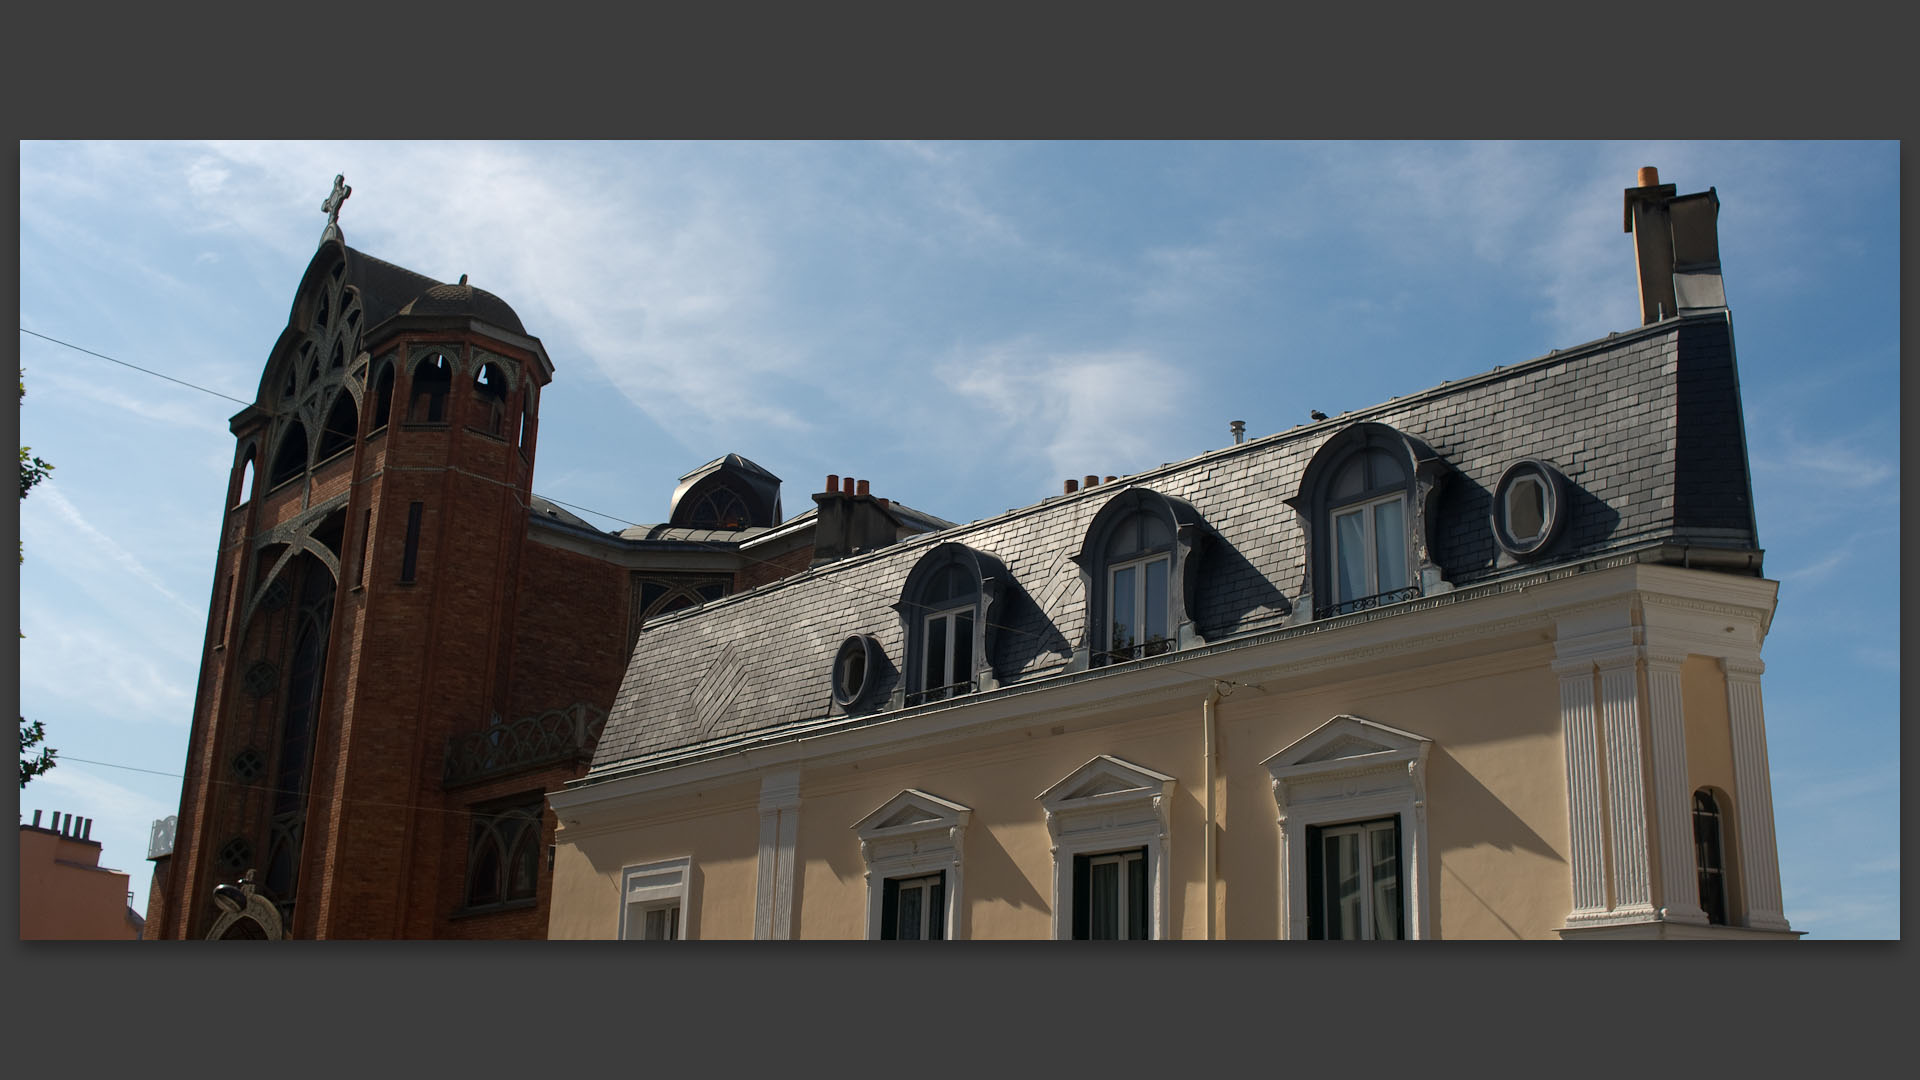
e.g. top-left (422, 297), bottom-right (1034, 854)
top-left (409, 353), bottom-right (453, 423)
top-left (473, 361), bottom-right (509, 437)
top-left (1287, 422), bottom-right (1451, 621)
top-left (315, 390), bottom-right (358, 462)
top-left (895, 542), bottom-right (1008, 706)
top-left (370, 362), bottom-right (396, 431)
top-left (1071, 487), bottom-right (1208, 668)
top-left (268, 421), bottom-right (308, 489)
top-left (1693, 789), bottom-right (1731, 926)
top-left (687, 485), bottom-right (751, 530)
top-left (667, 454), bottom-right (782, 530)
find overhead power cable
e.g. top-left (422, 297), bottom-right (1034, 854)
top-left (20, 327), bottom-right (254, 406)
top-left (22, 327), bottom-right (1272, 692)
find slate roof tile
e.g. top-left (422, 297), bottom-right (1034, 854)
top-left (585, 313), bottom-right (1758, 779)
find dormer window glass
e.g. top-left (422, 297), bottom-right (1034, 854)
top-left (923, 607), bottom-right (975, 702)
top-left (1332, 492), bottom-right (1408, 610)
top-left (916, 562), bottom-right (977, 703)
top-left (1108, 552), bottom-right (1171, 664)
top-left (1101, 510), bottom-right (1174, 664)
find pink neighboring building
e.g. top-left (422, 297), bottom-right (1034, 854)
top-left (20, 810), bottom-right (145, 940)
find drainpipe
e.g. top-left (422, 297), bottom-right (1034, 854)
top-left (1202, 684), bottom-right (1221, 941)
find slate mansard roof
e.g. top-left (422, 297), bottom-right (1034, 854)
top-left (581, 311), bottom-right (1758, 784)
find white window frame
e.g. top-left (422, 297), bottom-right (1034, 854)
top-left (1105, 552), bottom-right (1172, 661)
top-left (1330, 493), bottom-right (1409, 607)
top-left (1037, 755), bottom-right (1177, 940)
top-left (1308, 816), bottom-right (1403, 940)
top-left (921, 604), bottom-right (975, 701)
top-left (853, 789), bottom-right (971, 941)
top-left (889, 873), bottom-right (943, 940)
top-left (619, 856), bottom-right (691, 940)
top-left (1085, 848), bottom-right (1149, 940)
top-left (1263, 716), bottom-right (1431, 940)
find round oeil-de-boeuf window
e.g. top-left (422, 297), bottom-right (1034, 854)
top-left (1491, 459), bottom-right (1569, 559)
top-left (832, 634), bottom-right (882, 710)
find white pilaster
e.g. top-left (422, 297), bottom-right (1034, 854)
top-left (1552, 656), bottom-right (1610, 920)
top-left (754, 769), bottom-right (801, 940)
top-left (1723, 657), bottom-right (1790, 931)
top-left (1645, 650), bottom-right (1707, 924)
top-left (1597, 649), bottom-right (1656, 918)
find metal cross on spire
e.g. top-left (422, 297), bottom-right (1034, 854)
top-left (321, 174), bottom-right (352, 229)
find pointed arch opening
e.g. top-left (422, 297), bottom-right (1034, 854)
top-left (268, 421), bottom-right (308, 489)
top-left (315, 391), bottom-right (358, 463)
top-left (409, 353), bottom-right (453, 424)
top-left (370, 362), bottom-right (396, 432)
top-left (233, 446), bottom-right (258, 508)
top-left (473, 361), bottom-right (508, 437)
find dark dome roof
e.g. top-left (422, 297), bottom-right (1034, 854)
top-left (398, 281), bottom-right (526, 335)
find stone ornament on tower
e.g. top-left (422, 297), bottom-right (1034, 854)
top-left (321, 174), bottom-right (351, 236)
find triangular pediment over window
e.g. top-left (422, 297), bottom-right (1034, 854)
top-left (852, 789), bottom-right (972, 841)
top-left (1036, 755), bottom-right (1178, 812)
top-left (1262, 715), bottom-right (1430, 779)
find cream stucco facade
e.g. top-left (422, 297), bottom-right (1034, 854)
top-left (549, 561), bottom-right (1795, 940)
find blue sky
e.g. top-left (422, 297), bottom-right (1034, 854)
top-left (15, 141), bottom-right (1898, 937)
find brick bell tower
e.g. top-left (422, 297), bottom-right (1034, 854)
top-left (149, 177), bottom-right (554, 939)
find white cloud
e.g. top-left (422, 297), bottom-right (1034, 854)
top-left (30, 485), bottom-right (202, 618)
top-left (34, 364), bottom-right (236, 438)
top-left (1765, 432), bottom-right (1895, 490)
top-left (941, 340), bottom-right (1186, 483)
top-left (34, 768), bottom-right (177, 834)
top-left (19, 604), bottom-right (198, 725)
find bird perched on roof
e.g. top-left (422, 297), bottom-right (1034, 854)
top-left (1310, 409), bottom-right (1328, 421)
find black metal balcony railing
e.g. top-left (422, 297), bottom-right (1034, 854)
top-left (1315, 584), bottom-right (1422, 620)
top-left (1095, 634), bottom-right (1174, 668)
top-left (905, 680), bottom-right (977, 707)
top-left (444, 702), bottom-right (608, 788)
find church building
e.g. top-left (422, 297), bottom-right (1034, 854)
top-left (144, 178), bottom-right (946, 939)
top-left (543, 167), bottom-right (1799, 940)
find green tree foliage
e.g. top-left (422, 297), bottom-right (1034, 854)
top-left (19, 370), bottom-right (56, 787)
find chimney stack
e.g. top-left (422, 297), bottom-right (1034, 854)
top-left (1064, 479), bottom-right (1079, 494)
top-left (1625, 166), bottom-right (1725, 324)
top-left (811, 475), bottom-right (903, 566)
top-left (1083, 475), bottom-right (1099, 489)
top-left (1231, 420), bottom-right (1246, 444)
